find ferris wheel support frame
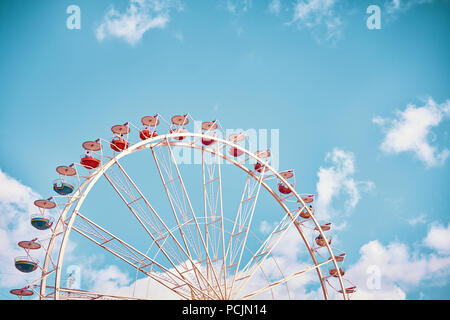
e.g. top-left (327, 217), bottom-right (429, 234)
top-left (38, 132), bottom-right (348, 300)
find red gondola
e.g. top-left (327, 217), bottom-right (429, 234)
top-left (110, 124), bottom-right (130, 152)
top-left (329, 268), bottom-right (345, 278)
top-left (338, 286), bottom-right (356, 294)
top-left (278, 183), bottom-right (292, 194)
top-left (170, 128), bottom-right (187, 141)
top-left (301, 195), bottom-right (314, 204)
top-left (110, 137), bottom-right (129, 152)
top-left (170, 115), bottom-right (189, 141)
top-left (229, 147), bottom-right (244, 157)
top-left (140, 115), bottom-right (159, 140)
top-left (80, 155), bottom-right (101, 169)
top-left (201, 121), bottom-right (218, 146)
top-left (81, 140), bottom-right (102, 169)
top-left (314, 223), bottom-right (332, 231)
top-left (299, 206), bottom-right (314, 219)
top-left (315, 234), bottom-right (332, 247)
top-left (139, 129), bottom-right (158, 140)
top-left (333, 253), bottom-right (346, 262)
top-left (254, 162), bottom-right (267, 173)
top-left (202, 137), bottom-right (215, 146)
top-left (254, 150), bottom-right (271, 173)
top-left (228, 133), bottom-right (245, 157)
top-left (278, 171), bottom-right (294, 195)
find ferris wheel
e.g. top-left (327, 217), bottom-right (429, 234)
top-left (10, 114), bottom-right (356, 300)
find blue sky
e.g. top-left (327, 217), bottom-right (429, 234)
top-left (0, 0), bottom-right (449, 300)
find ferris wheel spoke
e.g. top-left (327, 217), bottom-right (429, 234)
top-left (201, 144), bottom-right (227, 299)
top-left (238, 258), bottom-right (333, 300)
top-left (105, 158), bottom-right (220, 288)
top-left (150, 144), bottom-right (224, 299)
top-left (102, 166), bottom-right (221, 299)
top-left (103, 169), bottom-right (187, 269)
top-left (17, 270), bottom-right (57, 300)
top-left (166, 141), bottom-right (216, 263)
top-left (167, 147), bottom-right (204, 262)
top-left (166, 141), bottom-right (226, 299)
top-left (223, 169), bottom-right (265, 299)
top-left (110, 162), bottom-right (223, 300)
top-left (72, 212), bottom-right (180, 280)
top-left (231, 208), bottom-right (304, 296)
top-left (161, 141), bottom-right (334, 300)
top-left (151, 146), bottom-right (200, 259)
top-left (69, 211), bottom-right (216, 300)
top-left (216, 227), bottom-right (290, 299)
top-left (216, 143), bottom-right (228, 298)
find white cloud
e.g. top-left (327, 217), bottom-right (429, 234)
top-left (408, 213), bottom-right (427, 226)
top-left (268, 0), bottom-right (281, 15)
top-left (259, 220), bottom-right (274, 234)
top-left (96, 0), bottom-right (183, 45)
top-left (347, 238), bottom-right (450, 299)
top-left (0, 169), bottom-right (80, 299)
top-left (223, 0), bottom-right (252, 36)
top-left (423, 223), bottom-right (450, 255)
top-left (289, 0), bottom-right (343, 43)
top-left (174, 31), bottom-right (183, 41)
top-left (316, 148), bottom-right (374, 220)
top-left (81, 261), bottom-right (181, 299)
top-left (374, 98), bottom-right (450, 168)
top-left (225, 0), bottom-right (252, 15)
top-left (372, 116), bottom-right (388, 127)
top-left (0, 169), bottom-right (47, 290)
top-left (293, 0), bottom-right (336, 21)
top-left (247, 218), bottom-right (450, 300)
top-left (385, 0), bottom-right (434, 14)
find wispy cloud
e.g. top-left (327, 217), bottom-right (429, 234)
top-left (268, 0), bottom-right (281, 15)
top-left (225, 0), bottom-right (252, 15)
top-left (292, 0), bottom-right (336, 21)
top-left (259, 220), bottom-right (275, 234)
top-left (96, 0), bottom-right (183, 46)
top-left (316, 148), bottom-right (374, 220)
top-left (373, 98), bottom-right (450, 168)
top-left (408, 213), bottom-right (427, 226)
top-left (289, 0), bottom-right (343, 44)
top-left (385, 0), bottom-right (434, 15)
top-left (222, 0), bottom-right (253, 36)
top-left (173, 31), bottom-right (183, 42)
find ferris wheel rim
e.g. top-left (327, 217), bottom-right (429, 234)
top-left (37, 131), bottom-right (348, 300)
